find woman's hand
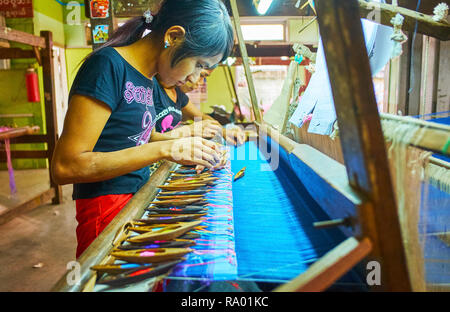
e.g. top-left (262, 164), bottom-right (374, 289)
top-left (162, 137), bottom-right (222, 169)
top-left (189, 120), bottom-right (223, 139)
top-left (223, 126), bottom-right (246, 146)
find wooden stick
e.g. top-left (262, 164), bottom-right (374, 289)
top-left (229, 0), bottom-right (262, 123)
top-left (380, 113), bottom-right (450, 156)
top-left (429, 156), bottom-right (450, 170)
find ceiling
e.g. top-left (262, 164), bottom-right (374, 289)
top-left (112, 0), bottom-right (447, 17)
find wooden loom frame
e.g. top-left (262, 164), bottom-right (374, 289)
top-left (0, 28), bottom-right (62, 224)
top-left (248, 0), bottom-right (449, 291)
top-left (231, 0), bottom-right (417, 291)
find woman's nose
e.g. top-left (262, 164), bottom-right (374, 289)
top-left (187, 72), bottom-right (200, 85)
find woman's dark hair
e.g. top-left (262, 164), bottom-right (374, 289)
top-left (92, 0), bottom-right (234, 67)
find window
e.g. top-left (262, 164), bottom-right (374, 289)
top-left (241, 24), bottom-right (285, 41)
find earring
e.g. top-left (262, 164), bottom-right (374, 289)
top-left (164, 41), bottom-right (170, 49)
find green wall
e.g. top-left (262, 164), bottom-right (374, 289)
top-left (202, 66), bottom-right (236, 115)
top-left (65, 48), bottom-right (91, 90)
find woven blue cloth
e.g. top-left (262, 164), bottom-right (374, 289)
top-left (230, 140), bottom-right (360, 283)
top-left (169, 155), bottom-right (238, 281)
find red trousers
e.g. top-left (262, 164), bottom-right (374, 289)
top-left (75, 193), bottom-right (133, 258)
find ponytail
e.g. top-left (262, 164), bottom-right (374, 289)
top-left (98, 16), bottom-right (151, 49)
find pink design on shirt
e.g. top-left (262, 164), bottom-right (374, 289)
top-left (160, 115), bottom-right (182, 134)
top-left (160, 115), bottom-right (174, 133)
top-left (124, 81), bottom-right (153, 106)
top-left (137, 110), bottom-right (154, 146)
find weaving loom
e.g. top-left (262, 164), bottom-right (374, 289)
top-left (52, 131), bottom-right (367, 292)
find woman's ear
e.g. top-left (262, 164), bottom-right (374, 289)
top-left (164, 26), bottom-right (186, 47)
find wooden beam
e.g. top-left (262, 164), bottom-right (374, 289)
top-left (229, 0), bottom-right (262, 123)
top-left (0, 47), bottom-right (36, 59)
top-left (0, 188), bottom-right (55, 225)
top-left (9, 134), bottom-right (48, 144)
top-left (110, 0), bottom-right (448, 21)
top-left (0, 126), bottom-right (40, 140)
top-left (388, 0), bottom-right (448, 15)
top-left (231, 44), bottom-right (295, 57)
top-left (315, 0), bottom-right (413, 291)
top-left (381, 113), bottom-right (450, 156)
top-left (0, 27), bottom-right (46, 48)
top-left (274, 237), bottom-right (372, 292)
top-left (0, 150), bottom-right (50, 161)
top-left (40, 31), bottom-right (62, 205)
top-left (112, 0), bottom-right (314, 18)
top-left (358, 0), bottom-right (450, 41)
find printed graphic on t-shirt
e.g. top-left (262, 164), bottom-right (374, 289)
top-left (155, 106), bottom-right (182, 133)
top-left (123, 81), bottom-right (155, 146)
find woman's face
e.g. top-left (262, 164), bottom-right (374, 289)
top-left (179, 69), bottom-right (213, 93)
top-left (157, 53), bottom-right (221, 89)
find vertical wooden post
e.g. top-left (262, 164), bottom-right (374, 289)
top-left (437, 41), bottom-right (450, 112)
top-left (40, 31), bottom-right (63, 205)
top-left (420, 36), bottom-right (440, 115)
top-left (387, 57), bottom-right (401, 114)
top-left (407, 33), bottom-right (423, 116)
top-left (229, 0), bottom-right (262, 123)
top-left (315, 0), bottom-right (412, 291)
top-left (397, 33), bottom-right (411, 116)
top-left (0, 13), bottom-right (10, 70)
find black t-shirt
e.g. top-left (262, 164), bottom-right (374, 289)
top-left (153, 78), bottom-right (189, 133)
top-left (69, 47), bottom-right (156, 200)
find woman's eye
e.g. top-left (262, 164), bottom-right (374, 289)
top-left (196, 63), bottom-right (204, 69)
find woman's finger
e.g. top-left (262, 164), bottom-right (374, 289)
top-left (201, 138), bottom-right (221, 151)
top-left (195, 165), bottom-right (206, 174)
top-left (193, 147), bottom-right (218, 167)
top-left (200, 144), bottom-right (221, 164)
top-left (204, 125), bottom-right (222, 136)
top-left (238, 132), bottom-right (246, 145)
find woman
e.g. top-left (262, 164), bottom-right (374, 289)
top-left (51, 0), bottom-right (234, 258)
top-left (153, 69), bottom-right (246, 145)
